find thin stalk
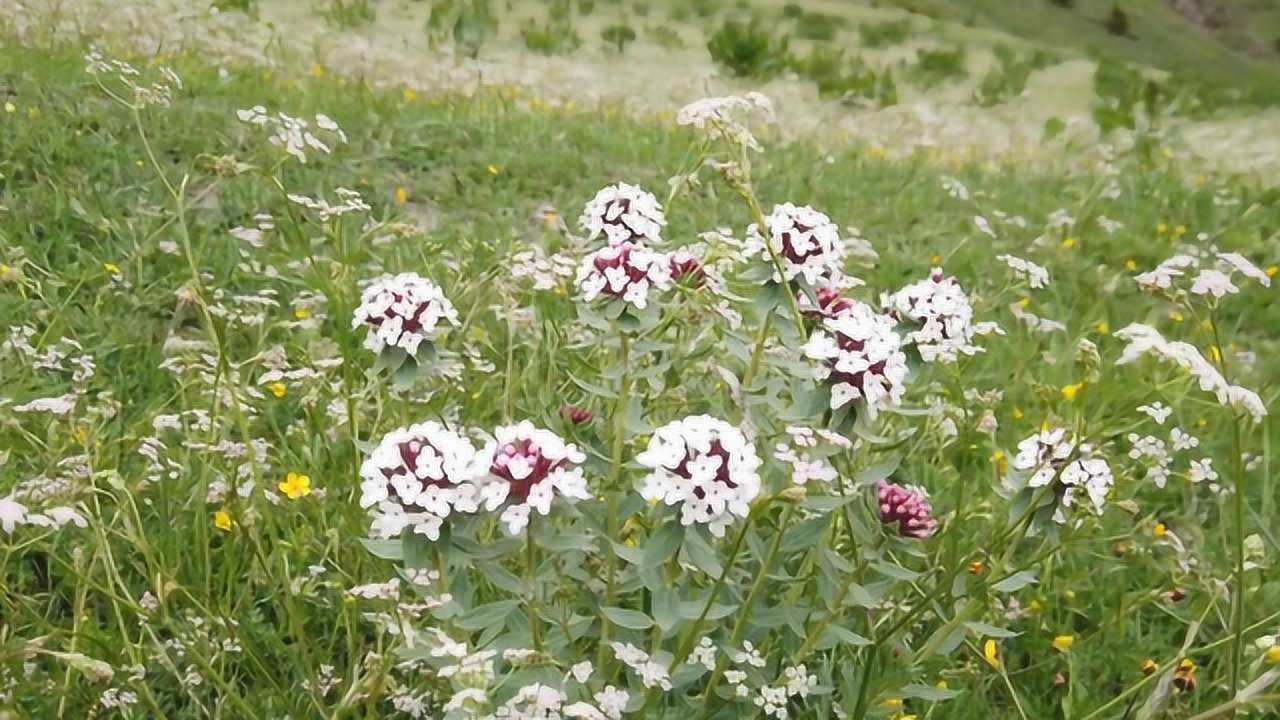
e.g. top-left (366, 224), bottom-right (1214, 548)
top-left (597, 331), bottom-right (631, 667)
top-left (698, 505), bottom-right (796, 717)
top-left (741, 310), bottom-right (773, 393)
top-left (526, 517), bottom-right (542, 651)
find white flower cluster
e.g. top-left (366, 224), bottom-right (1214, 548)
top-left (1135, 251), bottom-right (1270, 299)
top-left (676, 91), bottom-right (774, 152)
top-left (576, 242), bottom-right (673, 310)
top-left (579, 182), bottom-right (666, 246)
top-left (85, 51), bottom-right (181, 108)
top-left (1012, 428), bottom-right (1114, 517)
top-left (0, 496), bottom-right (88, 534)
top-left (773, 425), bottom-right (852, 486)
top-left (236, 106), bottom-right (347, 163)
top-left (1128, 418), bottom-right (1210, 489)
top-left (611, 643), bottom-right (671, 691)
top-left (995, 254), bottom-right (1050, 289)
top-left (351, 273), bottom-right (459, 356)
top-left (883, 268), bottom-right (1001, 363)
top-left (1114, 323), bottom-right (1266, 422)
top-left (638, 415), bottom-right (762, 537)
top-left (745, 203), bottom-right (846, 286)
top-left (480, 421), bottom-right (590, 535)
top-left (358, 421), bottom-right (485, 541)
top-left (288, 188), bottom-right (370, 221)
top-left (802, 300), bottom-right (908, 417)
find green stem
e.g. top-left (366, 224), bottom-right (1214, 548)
top-left (698, 505), bottom-right (796, 717)
top-left (527, 517), bottom-right (542, 651)
top-left (597, 331), bottom-right (631, 668)
top-left (1209, 311), bottom-right (1248, 698)
top-left (741, 311), bottom-right (773, 393)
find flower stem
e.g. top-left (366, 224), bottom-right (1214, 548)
top-left (598, 331), bottom-right (631, 668)
top-left (527, 516), bottom-right (542, 651)
top-left (740, 310), bottom-right (773, 393)
top-left (698, 504), bottom-right (796, 717)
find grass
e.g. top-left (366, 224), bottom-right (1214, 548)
top-left (1, 31), bottom-right (1279, 719)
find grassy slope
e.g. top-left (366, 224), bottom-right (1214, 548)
top-left (879, 0), bottom-right (1280, 101)
top-left (1, 37), bottom-right (1279, 717)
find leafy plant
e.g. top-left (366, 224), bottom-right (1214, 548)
top-left (601, 23), bottom-right (637, 54)
top-left (706, 17), bottom-right (791, 79)
top-left (909, 45), bottom-right (968, 87)
top-left (523, 19), bottom-right (582, 56)
top-left (973, 46), bottom-right (1056, 106)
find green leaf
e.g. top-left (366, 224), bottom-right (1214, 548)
top-left (567, 371), bottom-right (618, 399)
top-left (360, 538), bottom-right (403, 561)
top-left (990, 570), bottom-right (1038, 593)
top-left (964, 621), bottom-right (1020, 639)
top-left (642, 521), bottom-right (684, 569)
top-left (781, 516), bottom-right (830, 553)
top-left (873, 560), bottom-right (920, 582)
top-left (602, 606), bottom-right (654, 630)
top-left (456, 600), bottom-right (519, 630)
top-left (681, 528), bottom-right (723, 577)
top-left (901, 682), bottom-right (961, 701)
top-left (817, 624), bottom-right (872, 649)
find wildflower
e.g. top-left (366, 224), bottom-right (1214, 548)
top-left (278, 472), bottom-right (312, 499)
top-left (480, 421), bottom-right (590, 535)
top-left (676, 92), bottom-right (774, 152)
top-left (745, 203), bottom-right (846, 285)
top-left (1153, 522), bottom-right (1167, 537)
top-left (875, 480), bottom-right (937, 539)
top-left (1095, 321), bottom-right (1109, 334)
top-left (802, 300), bottom-right (908, 418)
top-left (575, 242), bottom-right (672, 310)
top-left (1173, 659), bottom-right (1197, 692)
top-left (487, 164), bottom-right (499, 175)
top-left (638, 415), bottom-right (762, 538)
top-left (358, 421), bottom-right (486, 541)
top-left (1052, 635), bottom-right (1075, 652)
top-left (214, 510), bottom-right (233, 531)
top-left (668, 249), bottom-right (707, 286)
top-left (968, 560), bottom-right (985, 574)
top-left (610, 642), bottom-right (671, 690)
top-left (579, 182), bottom-right (666, 246)
top-left (1266, 646), bottom-right (1280, 665)
top-left (558, 405), bottom-right (593, 425)
top-left (351, 273), bottom-right (459, 357)
top-left (798, 285), bottom-right (857, 319)
top-left (996, 254), bottom-right (1050, 289)
top-left (0, 495), bottom-right (29, 534)
top-left (1189, 269), bottom-right (1238, 299)
top-left (1113, 323), bottom-right (1266, 422)
top-left (1137, 402), bottom-right (1172, 424)
top-left (1060, 383), bottom-right (1083, 401)
top-left (1141, 659), bottom-right (1158, 675)
top-left (103, 262), bottom-right (121, 275)
top-left (267, 381), bottom-right (287, 398)
top-left (236, 106), bottom-right (346, 163)
top-left (983, 639), bottom-right (1001, 669)
top-left (395, 187), bottom-right (407, 204)
top-left (883, 268), bottom-right (1000, 364)
top-left (402, 87), bottom-right (418, 101)
top-left (1188, 458), bottom-right (1217, 485)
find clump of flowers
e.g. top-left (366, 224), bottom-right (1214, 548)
top-left (358, 421), bottom-right (485, 540)
top-left (480, 421), bottom-right (590, 534)
top-left (575, 242), bottom-right (672, 311)
top-left (876, 480), bottom-right (938, 539)
top-left (676, 91), bottom-right (774, 152)
top-left (638, 415), bottom-right (762, 537)
top-left (1114, 323), bottom-right (1266, 422)
top-left (1011, 428), bottom-right (1114, 518)
top-left (351, 273), bottom-right (458, 357)
top-left (745, 203), bottom-right (846, 286)
top-left (236, 105), bottom-right (347, 163)
top-left (579, 182), bottom-right (666, 246)
top-left (802, 300), bottom-right (908, 417)
top-left (883, 268), bottom-right (1000, 363)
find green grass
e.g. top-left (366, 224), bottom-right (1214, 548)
top-left (879, 0), bottom-right (1280, 104)
top-left (1, 35), bottom-right (1279, 719)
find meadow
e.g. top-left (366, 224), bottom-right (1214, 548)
top-left (0, 1), bottom-right (1278, 718)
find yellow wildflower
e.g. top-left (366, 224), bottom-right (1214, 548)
top-left (267, 382), bottom-right (287, 398)
top-left (1173, 224), bottom-right (1186, 237)
top-left (310, 63), bottom-right (325, 78)
top-left (1125, 259), bottom-right (1138, 271)
top-left (1062, 237), bottom-right (1076, 249)
top-left (1266, 265), bottom-right (1278, 278)
top-left (983, 639), bottom-right (1000, 669)
top-left (278, 472), bottom-right (312, 500)
top-left (1052, 634), bottom-right (1075, 652)
top-left (395, 186), bottom-right (408, 205)
top-left (1141, 659), bottom-right (1158, 675)
top-left (3, 102), bottom-right (14, 113)
top-left (1012, 407), bottom-right (1024, 420)
top-left (1156, 223), bottom-right (1168, 235)
top-left (1154, 522), bottom-right (1167, 538)
top-left (990, 451), bottom-right (1008, 474)
top-left (214, 510), bottom-right (233, 531)
top-left (402, 87), bottom-right (418, 102)
top-left (294, 307), bottom-right (311, 320)
top-left (487, 164), bottom-right (500, 175)
top-left (103, 262), bottom-right (121, 275)
top-left (1266, 646), bottom-right (1280, 664)
top-left (1061, 383), bottom-right (1083, 401)
top-left (930, 254), bottom-right (942, 265)
top-left (1028, 599), bottom-right (1042, 613)
top-left (968, 560), bottom-right (985, 575)
top-left (1170, 311), bottom-right (1184, 323)
top-left (1095, 321), bottom-right (1109, 334)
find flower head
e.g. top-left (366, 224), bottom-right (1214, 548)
top-left (580, 182), bottom-right (666, 246)
top-left (798, 286), bottom-right (857, 319)
top-left (745, 203), bottom-right (845, 285)
top-left (575, 242), bottom-right (672, 310)
top-left (668, 249), bottom-right (707, 286)
top-left (352, 273), bottom-right (458, 357)
top-left (638, 415), bottom-right (762, 537)
top-left (876, 480), bottom-right (937, 539)
top-left (359, 421), bottom-right (486, 540)
top-left (278, 472), bottom-right (312, 499)
top-left (481, 421), bottom-right (589, 534)
top-left (883, 268), bottom-right (998, 363)
top-left (802, 300), bottom-right (908, 418)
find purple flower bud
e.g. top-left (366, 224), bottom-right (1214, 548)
top-left (876, 480), bottom-right (937, 539)
top-left (558, 404), bottom-right (593, 425)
